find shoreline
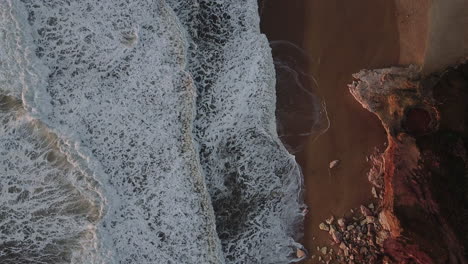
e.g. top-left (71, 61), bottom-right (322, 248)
top-left (262, 0), bottom-right (468, 263)
top-left (260, 0), bottom-right (427, 263)
top-left (300, 2), bottom-right (403, 262)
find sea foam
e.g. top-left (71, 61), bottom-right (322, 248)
top-left (168, 1), bottom-right (306, 262)
top-left (0, 0), bottom-right (305, 263)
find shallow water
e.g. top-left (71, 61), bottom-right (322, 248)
top-left (271, 40), bottom-right (328, 153)
top-left (0, 1), bottom-right (305, 263)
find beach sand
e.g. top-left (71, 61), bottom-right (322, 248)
top-left (260, 0), bottom-right (430, 263)
top-left (301, 2), bottom-right (400, 262)
top-left (423, 0), bottom-right (468, 74)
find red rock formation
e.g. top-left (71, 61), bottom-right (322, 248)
top-left (349, 63), bottom-right (468, 264)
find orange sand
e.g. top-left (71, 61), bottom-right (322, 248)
top-left (261, 0), bottom-right (430, 263)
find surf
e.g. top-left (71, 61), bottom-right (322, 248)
top-left (0, 1), bottom-right (305, 263)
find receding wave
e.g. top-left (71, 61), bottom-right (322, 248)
top-left (271, 40), bottom-right (327, 153)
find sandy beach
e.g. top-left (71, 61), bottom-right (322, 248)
top-left (301, 2), bottom-right (402, 261)
top-left (260, 0), bottom-right (430, 263)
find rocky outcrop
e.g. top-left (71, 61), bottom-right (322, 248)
top-left (348, 62), bottom-right (468, 263)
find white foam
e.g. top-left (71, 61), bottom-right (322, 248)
top-left (0, 96), bottom-right (103, 263)
top-left (168, 0), bottom-right (306, 263)
top-left (1, 0), bottom-right (306, 263)
top-left (6, 0), bottom-right (223, 263)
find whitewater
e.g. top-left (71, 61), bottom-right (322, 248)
top-left (0, 0), bottom-right (305, 263)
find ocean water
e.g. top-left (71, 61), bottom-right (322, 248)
top-left (0, 1), bottom-right (305, 263)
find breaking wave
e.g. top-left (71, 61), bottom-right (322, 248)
top-left (0, 0), bottom-right (305, 263)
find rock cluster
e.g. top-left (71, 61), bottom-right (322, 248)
top-left (313, 203), bottom-right (391, 264)
top-left (311, 149), bottom-right (389, 264)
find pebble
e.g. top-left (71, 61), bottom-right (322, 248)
top-left (331, 230), bottom-right (342, 243)
top-left (319, 222), bottom-right (330, 231)
top-left (321, 247), bottom-right (328, 255)
top-left (360, 219), bottom-right (368, 226)
top-left (360, 205), bottom-right (372, 216)
top-left (337, 218), bottom-right (346, 228)
top-left (329, 159), bottom-right (340, 169)
top-left (366, 216), bottom-right (376, 224)
top-left (296, 249), bottom-right (306, 258)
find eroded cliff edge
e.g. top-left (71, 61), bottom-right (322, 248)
top-left (348, 62), bottom-right (468, 263)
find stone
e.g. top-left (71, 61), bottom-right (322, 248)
top-left (366, 216), bottom-right (376, 224)
top-left (296, 249), bottom-right (306, 259)
top-left (326, 215), bottom-right (335, 225)
top-left (337, 218), bottom-right (346, 228)
top-left (319, 222), bottom-right (330, 231)
top-left (321, 247), bottom-right (328, 255)
top-left (360, 205), bottom-right (372, 216)
top-left (329, 159), bottom-right (340, 169)
top-left (331, 230), bottom-right (342, 243)
top-left (371, 187), bottom-right (378, 198)
top-left (360, 219), bottom-right (368, 226)
top-left (362, 225), bottom-right (368, 234)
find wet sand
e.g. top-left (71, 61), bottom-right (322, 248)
top-left (301, 1), bottom-right (399, 262)
top-left (260, 0), bottom-right (430, 263)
